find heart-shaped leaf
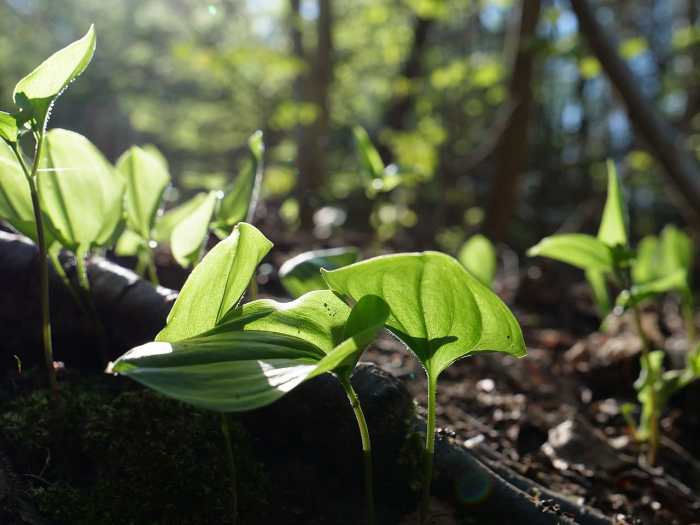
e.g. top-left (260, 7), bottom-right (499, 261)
top-left (170, 191), bottom-right (218, 268)
top-left (13, 25), bottom-right (96, 130)
top-left (157, 222), bottom-right (272, 342)
top-left (39, 129), bottom-right (125, 253)
top-left (212, 131), bottom-right (264, 238)
top-left (279, 247), bottom-right (359, 298)
top-left (116, 146), bottom-right (171, 241)
top-left (322, 251), bottom-right (526, 377)
top-left (527, 234), bottom-right (614, 272)
top-left (597, 160), bottom-right (628, 248)
top-left (458, 234), bottom-right (496, 288)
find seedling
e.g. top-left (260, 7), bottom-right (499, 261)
top-left (458, 234), bottom-right (497, 288)
top-left (0, 26), bottom-right (97, 395)
top-left (528, 161), bottom-right (699, 464)
top-left (109, 223), bottom-right (390, 524)
top-left (279, 246), bottom-right (359, 298)
top-left (321, 251), bottom-right (526, 523)
top-left (353, 126), bottom-right (402, 197)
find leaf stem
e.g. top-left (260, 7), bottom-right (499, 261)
top-left (11, 138), bottom-right (58, 397)
top-left (420, 373), bottom-right (438, 524)
top-left (220, 413), bottom-right (238, 525)
top-left (146, 245), bottom-right (159, 286)
top-left (339, 374), bottom-right (376, 525)
top-left (632, 305), bottom-right (659, 466)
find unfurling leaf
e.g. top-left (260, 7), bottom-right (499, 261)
top-left (279, 247), bottom-right (359, 298)
top-left (13, 25), bottom-right (96, 130)
top-left (597, 160), bottom-right (628, 248)
top-left (458, 234), bottom-right (497, 288)
top-left (157, 222), bottom-right (272, 342)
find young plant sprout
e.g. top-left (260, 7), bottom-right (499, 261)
top-left (458, 234), bottom-right (497, 288)
top-left (108, 223), bottom-right (390, 525)
top-left (321, 251), bottom-right (526, 524)
top-left (353, 126), bottom-right (402, 197)
top-left (528, 161), bottom-right (699, 465)
top-left (0, 25), bottom-right (97, 395)
top-left (279, 246), bottom-right (359, 298)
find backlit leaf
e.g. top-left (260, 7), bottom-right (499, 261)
top-left (152, 192), bottom-right (208, 244)
top-left (458, 234), bottom-right (497, 287)
top-left (170, 191), bottom-right (218, 268)
top-left (527, 234), bottom-right (614, 272)
top-left (597, 160), bottom-right (628, 248)
top-left (279, 247), bottom-right (359, 298)
top-left (354, 126), bottom-right (385, 180)
top-left (0, 142), bottom-right (37, 240)
top-left (0, 112), bottom-right (18, 144)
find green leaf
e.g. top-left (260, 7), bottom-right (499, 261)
top-left (527, 234), bottom-right (614, 272)
top-left (597, 160), bottom-right (628, 248)
top-left (152, 192), bottom-right (208, 244)
top-left (0, 142), bottom-right (40, 240)
top-left (115, 229), bottom-right (145, 257)
top-left (354, 126), bottom-right (385, 180)
top-left (157, 222), bottom-right (272, 342)
top-left (39, 128), bottom-right (125, 252)
top-left (13, 25), bottom-right (96, 130)
top-left (116, 146), bottom-right (171, 241)
top-left (109, 329), bottom-right (323, 412)
top-left (218, 290), bottom-right (352, 353)
top-left (634, 350), bottom-right (664, 441)
top-left (585, 269), bottom-right (611, 317)
top-left (322, 251), bottom-right (526, 377)
top-left (458, 234), bottom-right (497, 288)
top-left (212, 131), bottom-right (264, 238)
top-left (658, 225), bottom-right (693, 277)
top-left (279, 247), bottom-right (360, 298)
top-left (0, 112), bottom-right (18, 144)
top-left (616, 269), bottom-right (689, 309)
top-left (170, 191), bottom-right (218, 268)
top-left (632, 235), bottom-right (659, 284)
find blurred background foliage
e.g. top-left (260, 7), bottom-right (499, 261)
top-left (1, 0), bottom-right (699, 253)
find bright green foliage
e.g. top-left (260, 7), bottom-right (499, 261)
top-left (0, 111), bottom-right (18, 143)
top-left (279, 247), bottom-right (359, 298)
top-left (527, 234), bottom-right (614, 272)
top-left (353, 126), bottom-right (401, 195)
top-left (212, 131), bottom-right (264, 238)
top-left (114, 229), bottom-right (143, 257)
top-left (322, 251), bottom-right (526, 377)
top-left (158, 222), bottom-right (272, 342)
top-left (13, 25), bottom-right (96, 131)
top-left (0, 142), bottom-right (45, 241)
top-left (617, 269), bottom-right (688, 309)
top-left (170, 191), bottom-right (219, 268)
top-left (152, 192), bottom-right (209, 244)
top-left (597, 160), bottom-right (628, 248)
top-left (458, 234), bottom-right (497, 288)
top-left (585, 269), bottom-right (612, 316)
top-left (39, 129), bottom-right (125, 253)
top-left (116, 145), bottom-right (171, 241)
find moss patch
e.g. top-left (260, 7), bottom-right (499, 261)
top-left (1, 380), bottom-right (268, 525)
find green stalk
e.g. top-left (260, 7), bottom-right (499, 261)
top-left (75, 247), bottom-right (110, 366)
top-left (220, 414), bottom-right (238, 525)
top-left (48, 245), bottom-right (85, 310)
top-left (339, 375), bottom-right (376, 525)
top-left (146, 245), bottom-right (159, 286)
top-left (632, 305), bottom-right (659, 466)
top-left (11, 138), bottom-right (58, 397)
top-left (420, 373), bottom-right (438, 524)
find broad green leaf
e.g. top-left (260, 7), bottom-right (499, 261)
top-left (616, 269), bottom-right (689, 309)
top-left (116, 146), bottom-right (171, 240)
top-left (115, 229), bottom-right (145, 257)
top-left (0, 142), bottom-right (39, 240)
top-left (0, 112), bottom-right (18, 144)
top-left (39, 129), bottom-right (125, 252)
top-left (585, 269), bottom-right (611, 317)
top-left (212, 131), bottom-right (264, 238)
top-left (458, 234), bottom-right (497, 287)
top-left (152, 192), bottom-right (208, 244)
top-left (157, 222), bottom-right (272, 342)
top-left (143, 144), bottom-right (169, 172)
top-left (279, 247), bottom-right (360, 298)
top-left (109, 329), bottom-right (323, 412)
top-left (322, 251), bottom-right (526, 377)
top-left (527, 234), bottom-right (614, 272)
top-left (597, 160), bottom-right (628, 248)
top-left (354, 126), bottom-right (384, 180)
top-left (13, 25), bottom-right (96, 130)
top-left (658, 225), bottom-right (692, 277)
top-left (170, 191), bottom-right (218, 268)
top-left (218, 290), bottom-right (352, 353)
top-left (632, 235), bottom-right (658, 284)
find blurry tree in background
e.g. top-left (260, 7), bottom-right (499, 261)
top-left (1, 0), bottom-right (699, 252)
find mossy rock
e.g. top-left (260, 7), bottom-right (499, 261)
top-left (1, 381), bottom-right (267, 525)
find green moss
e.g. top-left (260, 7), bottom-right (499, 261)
top-left (1, 381), bottom-right (268, 525)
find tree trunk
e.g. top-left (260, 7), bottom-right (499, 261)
top-left (570, 0), bottom-right (700, 232)
top-left (483, 0), bottom-right (542, 242)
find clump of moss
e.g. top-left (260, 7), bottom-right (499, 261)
top-left (1, 381), bottom-right (268, 525)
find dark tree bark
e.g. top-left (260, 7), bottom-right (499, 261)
top-left (289, 0), bottom-right (334, 229)
top-left (483, 0), bottom-right (542, 242)
top-left (570, 0), bottom-right (700, 232)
